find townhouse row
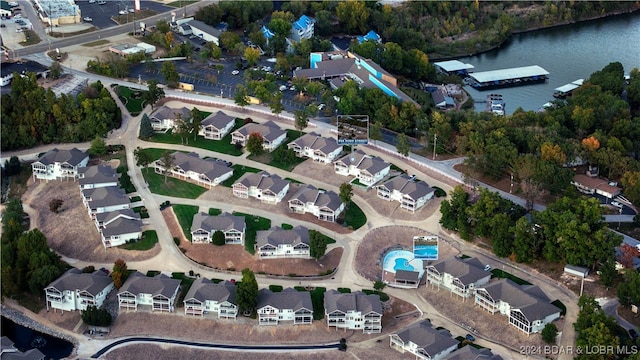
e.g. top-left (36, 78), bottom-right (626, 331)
top-left (31, 148), bottom-right (143, 248)
top-left (44, 268), bottom-right (384, 333)
top-left (425, 256), bottom-right (562, 335)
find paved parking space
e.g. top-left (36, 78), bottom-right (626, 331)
top-left (74, 0), bottom-right (172, 29)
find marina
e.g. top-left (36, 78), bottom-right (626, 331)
top-left (553, 79), bottom-right (584, 98)
top-left (468, 65), bottom-right (550, 90)
top-left (486, 94), bottom-right (506, 116)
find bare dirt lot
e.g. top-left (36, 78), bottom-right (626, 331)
top-left (22, 178), bottom-right (159, 263)
top-left (355, 226), bottom-right (460, 281)
top-left (418, 284), bottom-right (550, 353)
top-left (37, 307), bottom-right (82, 333)
top-left (162, 207), bottom-right (343, 277)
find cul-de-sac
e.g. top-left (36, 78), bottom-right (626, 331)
top-left (1, 1), bottom-right (639, 359)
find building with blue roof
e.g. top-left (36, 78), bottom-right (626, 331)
top-left (290, 14), bottom-right (314, 41)
top-left (357, 30), bottom-right (382, 44)
top-left (261, 25), bottom-right (275, 40)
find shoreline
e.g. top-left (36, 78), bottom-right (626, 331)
top-left (430, 8), bottom-right (639, 61)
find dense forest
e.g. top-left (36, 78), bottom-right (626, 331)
top-left (0, 75), bottom-right (120, 151)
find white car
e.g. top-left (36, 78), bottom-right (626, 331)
top-left (128, 8), bottom-right (134, 13)
top-left (88, 0), bottom-right (95, 3)
top-left (15, 28), bottom-right (23, 32)
top-left (279, 85), bottom-right (287, 91)
top-left (8, 2), bottom-right (18, 7)
top-left (231, 70), bottom-right (239, 75)
top-left (118, 10), bottom-right (127, 15)
top-left (318, 103), bottom-right (326, 110)
top-left (13, 14), bottom-right (22, 19)
top-left (484, 265), bottom-right (491, 271)
top-left (611, 201), bottom-right (623, 208)
top-left (97, 0), bottom-right (106, 4)
top-left (83, 17), bottom-right (92, 22)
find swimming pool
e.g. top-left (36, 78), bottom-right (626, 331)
top-left (383, 250), bottom-right (425, 278)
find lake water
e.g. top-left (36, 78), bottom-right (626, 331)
top-left (461, 12), bottom-right (640, 114)
top-left (1, 316), bottom-right (74, 359)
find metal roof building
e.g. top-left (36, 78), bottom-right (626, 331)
top-left (470, 65), bottom-right (549, 83)
top-left (434, 60), bottom-right (475, 75)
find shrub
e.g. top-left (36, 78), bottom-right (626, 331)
top-left (212, 230), bottom-right (225, 246)
top-left (82, 266), bottom-right (95, 273)
top-left (541, 323), bottom-right (558, 344)
top-left (433, 186), bottom-right (447, 197)
top-left (81, 305), bottom-right (112, 326)
top-left (49, 199), bottom-right (64, 213)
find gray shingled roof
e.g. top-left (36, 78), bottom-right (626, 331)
top-left (335, 149), bottom-right (367, 166)
top-left (101, 217), bottom-right (142, 237)
top-left (257, 288), bottom-right (312, 311)
top-left (442, 344), bottom-right (503, 360)
top-left (431, 257), bottom-right (488, 285)
top-left (235, 171), bottom-right (289, 193)
top-left (82, 186), bottom-right (129, 209)
top-left (290, 184), bottom-right (320, 204)
top-left (191, 212), bottom-right (245, 233)
top-left (314, 191), bottom-right (343, 211)
top-left (78, 165), bottom-right (120, 186)
top-left (289, 132), bottom-right (341, 155)
top-left (36, 148), bottom-right (87, 166)
top-left (394, 320), bottom-right (458, 358)
top-left (184, 278), bottom-right (236, 304)
top-left (234, 121), bottom-right (286, 142)
top-left (479, 279), bottom-right (561, 321)
top-left (151, 105), bottom-right (191, 121)
top-left (168, 152), bottom-right (232, 181)
top-left (324, 290), bottom-right (383, 315)
top-left (358, 156), bottom-right (390, 175)
top-left (289, 185), bottom-right (343, 211)
top-left (201, 110), bottom-right (235, 130)
top-left (45, 268), bottom-right (113, 296)
top-left (380, 175), bottom-right (434, 200)
top-left (118, 272), bottom-right (181, 298)
top-left (1, 336), bottom-right (15, 352)
top-left (395, 269), bottom-right (419, 282)
top-left (95, 209), bottom-right (140, 225)
top-left (256, 225), bottom-right (309, 248)
top-left (3, 348), bottom-right (46, 360)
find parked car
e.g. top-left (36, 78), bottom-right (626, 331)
top-left (88, 0), bottom-right (96, 3)
top-left (8, 1), bottom-right (18, 7)
top-left (484, 264), bottom-right (491, 271)
top-left (0, 24), bottom-right (5, 28)
top-left (118, 10), bottom-right (127, 15)
top-left (465, 334), bottom-right (476, 342)
top-left (231, 70), bottom-right (239, 75)
top-left (611, 201), bottom-right (622, 208)
top-left (97, 0), bottom-right (106, 4)
top-left (128, 8), bottom-right (134, 13)
top-left (279, 85), bottom-right (287, 91)
top-left (318, 103), bottom-right (326, 111)
top-left (629, 329), bottom-right (638, 340)
top-left (13, 13), bottom-right (22, 19)
top-left (83, 17), bottom-right (92, 22)
top-left (15, 28), bottom-right (23, 32)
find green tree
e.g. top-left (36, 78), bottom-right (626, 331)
top-left (309, 230), bottom-right (327, 259)
top-left (621, 171), bottom-right (640, 206)
top-left (190, 107), bottom-right (204, 141)
top-left (89, 136), bottom-right (107, 157)
top-left (512, 217), bottom-right (541, 263)
top-left (234, 84), bottom-right (249, 107)
top-left (133, 146), bottom-right (153, 173)
top-left (244, 46), bottom-right (261, 66)
top-left (339, 182), bottom-right (353, 208)
top-left (439, 186), bottom-right (470, 234)
top-left (541, 323), bottom-right (558, 344)
top-left (246, 132), bottom-right (264, 155)
top-left (396, 133), bottom-right (410, 157)
top-left (111, 258), bottom-right (128, 290)
top-left (160, 151), bottom-right (175, 183)
top-left (82, 305), bottom-right (112, 326)
top-left (236, 268), bottom-right (258, 314)
top-left (598, 258), bottom-right (617, 287)
top-left (160, 61), bottom-right (179, 88)
top-left (212, 230), bottom-right (225, 246)
top-left (139, 113), bottom-right (154, 139)
top-left (617, 270), bottom-right (640, 307)
top-left (269, 91), bottom-right (284, 117)
top-left (490, 213), bottom-right (513, 257)
top-left (294, 110), bottom-right (308, 131)
top-left (4, 156), bottom-right (21, 176)
top-left (142, 79), bottom-right (165, 111)
top-left (373, 280), bottom-right (386, 291)
top-left (369, 121), bottom-right (382, 145)
top-left (336, 0), bottom-right (370, 34)
top-left (155, 19), bottom-right (170, 33)
top-left (49, 61), bottom-right (63, 79)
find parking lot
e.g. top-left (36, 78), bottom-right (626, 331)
top-left (74, 0), bottom-right (173, 29)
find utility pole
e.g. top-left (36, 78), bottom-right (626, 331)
top-left (432, 133), bottom-right (437, 160)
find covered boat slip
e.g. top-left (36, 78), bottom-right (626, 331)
top-left (469, 65), bottom-right (550, 90)
top-left (553, 79), bottom-right (584, 97)
top-left (434, 60), bottom-right (475, 75)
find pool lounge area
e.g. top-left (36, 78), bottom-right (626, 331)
top-left (382, 250), bottom-right (425, 288)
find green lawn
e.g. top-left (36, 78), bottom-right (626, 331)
top-left (117, 86), bottom-right (147, 116)
top-left (142, 170), bottom-right (208, 199)
top-left (281, 223), bottom-right (293, 230)
top-left (173, 204), bottom-right (199, 241)
top-left (490, 268), bottom-right (532, 285)
top-left (269, 285), bottom-right (284, 292)
top-left (390, 163), bottom-right (404, 172)
top-left (222, 164), bottom-right (262, 187)
top-left (208, 208), bottom-right (221, 216)
top-left (138, 148), bottom-right (172, 162)
top-left (362, 289), bottom-right (389, 301)
top-left (286, 129), bottom-right (305, 142)
top-left (233, 212), bottom-right (271, 254)
top-left (120, 230), bottom-right (158, 250)
top-left (267, 153), bottom-right (307, 172)
top-left (343, 203), bottom-right (367, 230)
top-left (147, 119), bottom-right (244, 156)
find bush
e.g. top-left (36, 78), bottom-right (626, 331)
top-left (81, 305), bottom-right (112, 326)
top-left (173, 237), bottom-right (180, 246)
top-left (212, 230), bottom-right (226, 246)
top-left (82, 266), bottom-right (95, 273)
top-left (433, 186), bottom-right (447, 197)
top-left (541, 323), bottom-right (558, 344)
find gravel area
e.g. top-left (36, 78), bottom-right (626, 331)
top-left (355, 226), bottom-right (459, 281)
top-left (37, 308), bottom-right (82, 333)
top-left (21, 179), bottom-right (160, 263)
top-left (418, 283), bottom-right (551, 352)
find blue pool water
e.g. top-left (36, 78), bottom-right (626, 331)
top-left (394, 258), bottom-right (415, 272)
top-left (414, 245), bottom-right (438, 260)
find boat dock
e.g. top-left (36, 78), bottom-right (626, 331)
top-left (486, 94), bottom-right (505, 115)
top-left (468, 65), bottom-right (550, 90)
top-left (553, 79), bottom-right (584, 98)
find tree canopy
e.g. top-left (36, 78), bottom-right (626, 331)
top-left (236, 268), bottom-right (258, 314)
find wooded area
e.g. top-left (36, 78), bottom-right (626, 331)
top-left (0, 76), bottom-right (121, 151)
